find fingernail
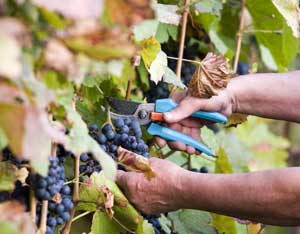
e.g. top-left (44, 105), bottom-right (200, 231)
top-left (164, 112), bottom-right (172, 121)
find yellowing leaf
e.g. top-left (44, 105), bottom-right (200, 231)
top-left (226, 113), bottom-right (248, 128)
top-left (149, 51), bottom-right (167, 84)
top-left (140, 37), bottom-right (161, 68)
top-left (215, 147), bottom-right (233, 174)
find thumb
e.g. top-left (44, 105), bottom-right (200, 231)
top-left (164, 97), bottom-right (209, 123)
top-left (116, 170), bottom-right (127, 188)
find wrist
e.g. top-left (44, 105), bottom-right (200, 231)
top-left (227, 77), bottom-right (242, 113)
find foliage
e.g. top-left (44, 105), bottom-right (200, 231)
top-left (0, 0), bottom-right (298, 233)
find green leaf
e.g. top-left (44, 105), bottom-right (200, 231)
top-left (168, 209), bottom-right (217, 234)
top-left (193, 0), bottom-right (223, 16)
top-left (39, 7), bottom-right (67, 29)
top-left (91, 211), bottom-right (125, 234)
top-left (247, 0), bottom-right (299, 70)
top-left (136, 220), bottom-right (155, 234)
top-left (140, 37), bottom-right (161, 69)
top-left (159, 214), bottom-right (172, 234)
top-left (163, 67), bottom-right (186, 89)
top-left (272, 0), bottom-right (299, 38)
top-left (0, 161), bottom-right (17, 191)
top-left (133, 20), bottom-right (159, 41)
top-left (216, 131), bottom-right (251, 173)
top-left (211, 213), bottom-right (237, 234)
top-left (201, 126), bottom-right (219, 155)
top-left (78, 172), bottom-right (142, 232)
top-left (215, 147), bottom-right (233, 173)
top-left (153, 3), bottom-right (181, 25)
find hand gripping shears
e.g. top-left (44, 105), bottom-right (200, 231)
top-left (107, 97), bottom-right (227, 157)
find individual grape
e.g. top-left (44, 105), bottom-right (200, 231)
top-left (61, 185), bottom-right (71, 195)
top-left (89, 124), bottom-right (99, 132)
top-left (47, 217), bottom-right (57, 227)
top-left (120, 125), bottom-right (130, 134)
top-left (105, 130), bottom-right (115, 140)
top-left (61, 212), bottom-right (71, 222)
top-left (114, 118), bottom-right (124, 128)
top-left (46, 226), bottom-right (55, 234)
top-left (109, 144), bottom-right (117, 153)
top-left (80, 153), bottom-right (90, 162)
top-left (120, 133), bottom-right (128, 142)
top-left (124, 118), bottom-right (132, 126)
top-left (97, 134), bottom-right (107, 144)
top-left (102, 123), bottom-right (113, 134)
top-left (55, 204), bottom-right (65, 214)
top-left (237, 62), bottom-right (249, 75)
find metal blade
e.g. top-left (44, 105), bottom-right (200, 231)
top-left (110, 112), bottom-right (151, 125)
top-left (106, 97), bottom-right (140, 115)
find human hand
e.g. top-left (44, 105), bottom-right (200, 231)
top-left (116, 157), bottom-right (188, 214)
top-left (155, 88), bottom-right (234, 153)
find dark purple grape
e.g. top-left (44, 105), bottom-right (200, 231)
top-left (114, 118), bottom-right (124, 128)
top-left (80, 153), bottom-right (90, 162)
top-left (105, 130), bottom-right (115, 140)
top-left (97, 134), bottom-right (107, 144)
top-left (89, 124), bottom-right (99, 132)
top-left (200, 166), bottom-right (208, 173)
top-left (102, 123), bottom-right (113, 134)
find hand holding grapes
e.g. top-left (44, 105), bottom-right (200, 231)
top-left (155, 88), bottom-right (234, 153)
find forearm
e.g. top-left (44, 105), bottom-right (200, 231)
top-left (229, 71), bottom-right (300, 122)
top-left (179, 168), bottom-right (300, 225)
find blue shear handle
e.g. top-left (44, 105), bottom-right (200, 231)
top-left (155, 99), bottom-right (227, 124)
top-left (147, 123), bottom-right (213, 156)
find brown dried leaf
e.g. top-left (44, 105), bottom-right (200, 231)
top-left (0, 201), bottom-right (36, 234)
top-left (225, 113), bottom-right (248, 128)
top-left (32, 0), bottom-right (103, 19)
top-left (117, 147), bottom-right (155, 180)
top-left (188, 52), bottom-right (234, 98)
top-left (102, 186), bottom-right (114, 219)
top-left (105, 0), bottom-right (154, 26)
top-left (15, 167), bottom-right (29, 185)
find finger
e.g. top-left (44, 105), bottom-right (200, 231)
top-left (116, 170), bottom-right (127, 188)
top-left (164, 97), bottom-right (210, 123)
top-left (182, 127), bottom-right (196, 154)
top-left (154, 137), bottom-right (167, 148)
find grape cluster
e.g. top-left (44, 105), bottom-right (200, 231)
top-left (89, 118), bottom-right (149, 159)
top-left (79, 152), bottom-right (101, 175)
top-left (145, 81), bottom-right (170, 103)
top-left (31, 156), bottom-right (73, 234)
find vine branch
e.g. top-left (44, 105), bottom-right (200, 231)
top-left (171, 0), bottom-right (190, 95)
top-left (233, 0), bottom-right (247, 73)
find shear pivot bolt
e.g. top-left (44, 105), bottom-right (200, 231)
top-left (138, 110), bottom-right (148, 119)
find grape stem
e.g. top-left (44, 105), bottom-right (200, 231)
top-left (233, 0), bottom-right (246, 73)
top-left (29, 188), bottom-right (36, 223)
top-left (125, 80), bottom-right (132, 100)
top-left (62, 154), bottom-right (80, 234)
top-left (72, 211), bottom-right (93, 223)
top-left (38, 200), bottom-right (48, 234)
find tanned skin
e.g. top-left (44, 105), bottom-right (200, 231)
top-left (117, 71), bottom-right (300, 226)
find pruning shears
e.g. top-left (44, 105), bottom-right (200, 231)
top-left (107, 97), bottom-right (227, 157)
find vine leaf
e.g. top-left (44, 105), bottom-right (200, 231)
top-left (168, 209), bottom-right (217, 234)
top-left (133, 20), bottom-right (159, 42)
top-left (78, 172), bottom-right (143, 232)
top-left (117, 147), bottom-right (155, 179)
top-left (0, 201), bottom-right (35, 234)
top-left (91, 211), bottom-right (125, 234)
top-left (148, 51), bottom-right (168, 84)
top-left (226, 113), bottom-right (248, 128)
top-left (247, 0), bottom-right (299, 70)
top-left (32, 0), bottom-right (103, 19)
top-left (153, 3), bottom-right (181, 25)
top-left (188, 52), bottom-right (233, 98)
top-left (140, 37), bottom-right (161, 69)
